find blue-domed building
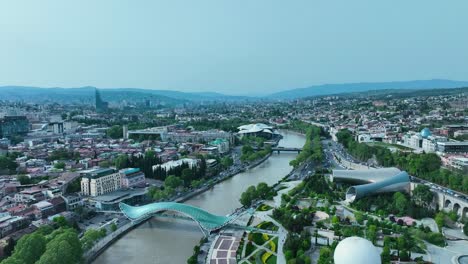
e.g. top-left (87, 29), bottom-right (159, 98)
top-left (421, 128), bottom-right (432, 138)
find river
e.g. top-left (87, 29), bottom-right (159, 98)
top-left (94, 130), bottom-right (305, 264)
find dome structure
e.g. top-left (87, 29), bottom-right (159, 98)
top-left (334, 237), bottom-right (381, 264)
top-left (420, 128), bottom-right (432, 138)
top-left (238, 123), bottom-right (274, 134)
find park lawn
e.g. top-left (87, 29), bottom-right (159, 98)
top-left (245, 241), bottom-right (256, 257)
top-left (270, 237), bottom-right (278, 253)
top-left (256, 221), bottom-right (279, 231)
top-left (257, 204), bottom-right (273, 211)
top-left (266, 255), bottom-right (277, 264)
top-left (261, 251), bottom-right (272, 264)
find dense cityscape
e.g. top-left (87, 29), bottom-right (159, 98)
top-left (2, 1), bottom-right (468, 263)
top-left (0, 86), bottom-right (466, 264)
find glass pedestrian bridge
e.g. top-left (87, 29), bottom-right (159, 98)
top-left (119, 202), bottom-right (235, 234)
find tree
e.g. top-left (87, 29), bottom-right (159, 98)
top-left (381, 245), bottom-right (391, 264)
top-left (317, 247), bottom-right (333, 264)
top-left (256, 182), bottom-right (270, 199)
top-left (0, 155), bottom-right (17, 174)
top-left (36, 229), bottom-right (82, 264)
top-left (1, 257), bottom-right (23, 264)
top-left (52, 216), bottom-right (69, 228)
top-left (114, 154), bottom-right (129, 170)
top-left (220, 156), bottom-right (233, 168)
top-left (399, 250), bottom-right (410, 261)
top-left (464, 223), bottom-right (468, 235)
top-left (412, 185), bottom-right (434, 207)
top-left (367, 225), bottom-right (377, 245)
top-left (181, 168), bottom-right (193, 185)
top-left (9, 233), bottom-right (46, 264)
top-left (393, 192), bottom-right (408, 215)
top-left (81, 228), bottom-right (106, 250)
top-left (53, 162), bottom-right (66, 170)
top-left (240, 186), bottom-right (257, 207)
top-left (435, 212), bottom-right (445, 232)
top-left (354, 211), bottom-right (364, 224)
top-left (164, 175), bottom-right (183, 189)
top-left (110, 223), bottom-right (117, 232)
top-left (107, 125), bottom-right (123, 139)
top-left (330, 215), bottom-right (339, 225)
top-left (16, 175), bottom-right (31, 185)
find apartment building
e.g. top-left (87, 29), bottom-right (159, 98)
top-left (80, 168), bottom-right (121, 197)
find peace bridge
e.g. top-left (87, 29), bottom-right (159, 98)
top-left (119, 202), bottom-right (271, 236)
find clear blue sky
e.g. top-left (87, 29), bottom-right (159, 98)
top-left (1, 0), bottom-right (467, 95)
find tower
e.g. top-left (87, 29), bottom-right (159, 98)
top-left (95, 88), bottom-right (108, 113)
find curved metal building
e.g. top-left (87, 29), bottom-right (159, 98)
top-left (332, 168), bottom-right (410, 202)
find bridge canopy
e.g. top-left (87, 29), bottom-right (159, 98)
top-left (119, 202), bottom-right (232, 232)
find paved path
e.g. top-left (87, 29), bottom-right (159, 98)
top-left (257, 180), bottom-right (301, 264)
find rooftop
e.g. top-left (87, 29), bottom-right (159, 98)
top-left (81, 168), bottom-right (116, 179)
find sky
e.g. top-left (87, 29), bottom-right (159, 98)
top-left (1, 1), bottom-right (467, 95)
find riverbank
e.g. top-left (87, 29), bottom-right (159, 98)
top-left (85, 151), bottom-right (274, 263)
top-left (200, 160), bottom-right (310, 264)
top-left (92, 131), bottom-right (306, 264)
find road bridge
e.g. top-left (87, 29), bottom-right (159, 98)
top-left (253, 147), bottom-right (302, 153)
top-left (411, 182), bottom-right (468, 219)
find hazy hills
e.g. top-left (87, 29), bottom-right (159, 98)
top-left (0, 79), bottom-right (467, 104)
top-left (267, 79), bottom-right (468, 99)
top-left (0, 86), bottom-right (249, 105)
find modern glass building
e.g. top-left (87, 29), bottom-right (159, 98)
top-left (331, 168), bottom-right (410, 202)
top-left (0, 116), bottom-right (29, 138)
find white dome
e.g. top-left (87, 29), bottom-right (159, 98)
top-left (334, 237), bottom-right (381, 264)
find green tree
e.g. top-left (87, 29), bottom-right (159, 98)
top-left (240, 186), bottom-right (257, 207)
top-left (463, 223), bottom-right (468, 235)
top-left (354, 211), bottom-right (364, 224)
top-left (181, 168), bottom-right (193, 184)
top-left (53, 162), bottom-right (66, 170)
top-left (435, 212), bottom-right (445, 232)
top-left (36, 229), bottom-right (82, 264)
top-left (220, 156), bottom-right (233, 168)
top-left (0, 155), bottom-right (17, 174)
top-left (393, 192), bottom-right (408, 215)
top-left (331, 215), bottom-right (340, 225)
top-left (164, 175), bottom-right (183, 189)
top-left (0, 257), bottom-right (23, 264)
top-left (381, 245), bottom-right (391, 264)
top-left (317, 247), bottom-right (333, 264)
top-left (16, 175), bottom-right (31, 185)
top-left (412, 185), bottom-right (434, 207)
top-left (9, 233), bottom-right (46, 264)
top-left (106, 125), bottom-right (123, 139)
top-left (114, 154), bottom-right (128, 170)
top-left (256, 182), bottom-right (270, 199)
top-left (81, 228), bottom-right (106, 251)
top-left (110, 223), bottom-right (117, 232)
top-left (367, 225), bottom-right (377, 245)
top-left (52, 216), bottom-right (69, 228)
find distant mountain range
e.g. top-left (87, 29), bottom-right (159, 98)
top-left (267, 79), bottom-right (468, 99)
top-left (0, 79), bottom-right (467, 104)
top-left (0, 86), bottom-right (250, 105)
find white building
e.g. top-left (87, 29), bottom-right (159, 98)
top-left (422, 136), bottom-right (448, 153)
top-left (152, 158), bottom-right (198, 172)
top-left (80, 168), bottom-right (122, 197)
top-left (449, 157), bottom-right (468, 173)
